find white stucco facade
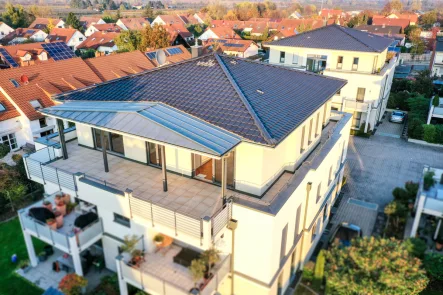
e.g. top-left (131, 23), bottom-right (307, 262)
top-left (0, 22), bottom-right (14, 40)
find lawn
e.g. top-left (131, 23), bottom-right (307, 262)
top-left (0, 218), bottom-right (46, 295)
top-left (293, 283), bottom-right (317, 295)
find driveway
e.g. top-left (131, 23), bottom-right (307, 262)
top-left (329, 135), bottom-right (443, 236)
top-left (374, 111), bottom-right (405, 138)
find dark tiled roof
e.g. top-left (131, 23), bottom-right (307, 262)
top-left (268, 24), bottom-right (393, 53)
top-left (54, 54), bottom-right (346, 145)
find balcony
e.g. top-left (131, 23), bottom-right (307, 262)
top-left (18, 192), bottom-right (103, 253)
top-left (325, 57), bottom-right (397, 76)
top-left (118, 244), bottom-right (230, 295)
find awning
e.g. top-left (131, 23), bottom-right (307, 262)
top-left (40, 101), bottom-right (241, 157)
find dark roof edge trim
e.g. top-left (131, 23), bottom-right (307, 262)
top-left (215, 54), bottom-right (276, 145)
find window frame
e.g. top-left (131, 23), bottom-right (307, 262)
top-left (113, 213), bottom-right (130, 228)
top-left (280, 51), bottom-right (285, 63)
top-left (0, 133), bottom-right (17, 150)
top-left (337, 56), bottom-right (343, 69)
top-left (352, 57), bottom-right (359, 71)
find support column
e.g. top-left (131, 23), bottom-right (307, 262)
top-left (116, 255), bottom-right (129, 295)
top-left (427, 105), bottom-right (434, 125)
top-left (410, 195), bottom-right (425, 238)
top-left (364, 106), bottom-right (372, 133)
top-left (434, 219), bottom-right (442, 240)
top-left (161, 145), bottom-right (167, 192)
top-left (100, 130), bottom-right (109, 173)
top-left (19, 213), bottom-right (38, 267)
top-left (68, 234), bottom-right (83, 276)
top-left (221, 156), bottom-right (227, 204)
top-left (57, 119), bottom-right (68, 160)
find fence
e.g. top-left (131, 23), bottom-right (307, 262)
top-left (211, 200), bottom-right (232, 238)
top-left (200, 255), bottom-right (231, 295)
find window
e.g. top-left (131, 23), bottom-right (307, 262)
top-left (0, 103), bottom-right (5, 112)
top-left (311, 223), bottom-right (317, 242)
top-left (328, 166), bottom-right (333, 185)
top-left (308, 118), bottom-right (313, 144)
top-left (114, 213), bottom-right (130, 227)
top-left (280, 224), bottom-right (288, 264)
top-left (300, 125), bottom-right (305, 153)
top-left (9, 79), bottom-right (20, 88)
top-left (352, 112), bottom-right (362, 128)
top-left (280, 51), bottom-right (285, 63)
top-left (316, 182), bottom-right (322, 203)
top-left (337, 56), bottom-right (343, 69)
top-left (315, 112), bottom-right (320, 137)
top-left (39, 117), bottom-right (47, 128)
top-left (352, 57), bottom-right (359, 71)
top-left (93, 128), bottom-right (125, 155)
top-left (356, 88), bottom-right (366, 102)
top-left (148, 142), bottom-right (162, 166)
top-left (323, 204), bottom-right (328, 222)
top-left (40, 129), bottom-right (53, 137)
top-left (292, 54), bottom-right (298, 64)
top-left (294, 204), bottom-right (302, 244)
top-left (111, 133), bottom-right (124, 154)
top-left (0, 133), bottom-right (17, 150)
top-left (30, 100), bottom-right (42, 109)
top-left (79, 37), bottom-right (84, 41)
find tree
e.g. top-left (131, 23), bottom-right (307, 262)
top-left (201, 247), bottom-right (220, 275)
top-left (140, 24), bottom-right (170, 51)
top-left (423, 254), bottom-right (443, 282)
top-left (420, 11), bottom-right (437, 27)
top-left (433, 95), bottom-right (440, 107)
top-left (44, 18), bottom-right (55, 34)
top-left (382, 0), bottom-right (403, 15)
top-left (66, 12), bottom-right (82, 31)
top-left (114, 30), bottom-right (142, 52)
top-left (2, 3), bottom-right (32, 28)
top-left (325, 237), bottom-right (429, 295)
top-left (411, 0), bottom-right (422, 11)
top-left (206, 1), bottom-right (227, 20)
top-left (189, 259), bottom-right (206, 290)
top-left (142, 5), bottom-right (154, 18)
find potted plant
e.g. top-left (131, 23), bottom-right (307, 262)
top-left (423, 171), bottom-right (435, 191)
top-left (59, 273), bottom-right (88, 295)
top-left (189, 258), bottom-right (206, 294)
top-left (62, 193), bottom-right (71, 204)
top-left (56, 202), bottom-right (66, 216)
top-left (153, 234), bottom-right (164, 247)
top-left (436, 238), bottom-right (443, 251)
top-left (46, 218), bottom-right (57, 230)
top-left (43, 200), bottom-right (52, 211)
top-left (55, 194), bottom-right (64, 206)
top-left (18, 259), bottom-right (31, 273)
top-left (66, 202), bottom-right (77, 214)
top-left (120, 235), bottom-right (139, 262)
top-left (54, 211), bottom-right (64, 228)
top-left (201, 247), bottom-right (221, 279)
top-left (38, 251), bottom-right (47, 262)
top-left (130, 249), bottom-right (144, 267)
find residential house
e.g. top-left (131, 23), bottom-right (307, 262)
top-left (275, 19), bottom-right (324, 38)
top-left (431, 36), bottom-right (443, 78)
top-left (357, 25), bottom-right (405, 46)
top-left (77, 31), bottom-right (119, 55)
top-left (372, 17), bottom-right (410, 30)
top-left (177, 14), bottom-right (200, 26)
top-left (319, 9), bottom-right (343, 19)
top-left (151, 15), bottom-right (186, 26)
top-left (204, 39), bottom-right (259, 58)
top-left (163, 23), bottom-right (194, 47)
top-left (0, 22), bottom-right (14, 40)
top-left (79, 16), bottom-right (106, 30)
top-left (198, 27), bottom-right (239, 41)
top-left (116, 18), bottom-right (150, 31)
top-left (0, 58), bottom-right (102, 148)
top-left (193, 12), bottom-right (208, 24)
top-left (46, 28), bottom-right (86, 51)
top-left (85, 23), bottom-right (121, 37)
top-left (144, 44), bottom-right (191, 67)
top-left (1, 28), bottom-right (48, 45)
top-left (267, 24), bottom-right (397, 132)
top-left (19, 53), bottom-right (351, 295)
top-left (373, 12), bottom-right (418, 26)
top-left (29, 18), bottom-right (65, 30)
top-left (289, 11), bottom-right (302, 19)
top-left (84, 50), bottom-right (154, 81)
top-left (426, 96), bottom-right (443, 125)
top-left (0, 43), bottom-right (51, 68)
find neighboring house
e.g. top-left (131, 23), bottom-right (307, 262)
top-left (198, 27), bottom-right (239, 41)
top-left (79, 16), bottom-right (106, 30)
top-left (410, 166), bottom-right (443, 240)
top-left (276, 19), bottom-right (325, 38)
top-left (431, 36), bottom-right (443, 78)
top-left (85, 23), bottom-right (121, 37)
top-left (193, 12), bottom-right (208, 24)
top-left (77, 31), bottom-right (119, 55)
top-left (319, 9), bottom-right (343, 19)
top-left (177, 14), bottom-right (200, 26)
top-left (357, 25), bottom-right (405, 46)
top-left (116, 18), bottom-right (150, 31)
top-left (0, 58), bottom-right (102, 147)
top-left (372, 18), bottom-right (410, 30)
top-left (144, 44), bottom-right (191, 67)
top-left (0, 43), bottom-right (51, 68)
top-left (1, 28), bottom-right (48, 45)
top-left (373, 13), bottom-right (418, 26)
top-left (84, 50), bottom-right (154, 81)
top-left (19, 53), bottom-right (351, 295)
top-left (29, 18), bottom-right (65, 30)
top-left (289, 11), bottom-right (302, 19)
top-left (0, 94), bottom-right (22, 151)
top-left (163, 23), bottom-right (194, 47)
top-left (0, 22), bottom-right (14, 40)
top-left (46, 28), bottom-right (86, 50)
top-left (205, 39), bottom-right (259, 58)
top-left (267, 24), bottom-right (397, 132)
top-left (151, 15), bottom-right (186, 26)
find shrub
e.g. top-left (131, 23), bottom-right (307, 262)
top-left (313, 250), bottom-right (325, 289)
top-left (424, 253), bottom-right (443, 281)
top-left (0, 143), bottom-right (10, 158)
top-left (392, 187), bottom-right (410, 204)
top-left (405, 181), bottom-right (419, 199)
top-left (423, 124), bottom-right (437, 143)
top-left (433, 95), bottom-right (440, 107)
top-left (423, 171), bottom-right (435, 191)
top-left (11, 154), bottom-right (22, 163)
top-left (302, 261), bottom-right (315, 283)
top-left (408, 118), bottom-right (425, 139)
top-left (435, 125), bottom-right (443, 144)
top-left (58, 274), bottom-right (87, 295)
top-left (404, 238), bottom-right (427, 259)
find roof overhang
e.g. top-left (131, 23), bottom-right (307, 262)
top-left (39, 101), bottom-right (241, 158)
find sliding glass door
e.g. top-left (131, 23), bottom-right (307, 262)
top-left (147, 142), bottom-right (163, 167)
top-left (93, 128), bottom-right (125, 155)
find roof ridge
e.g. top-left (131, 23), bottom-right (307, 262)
top-left (214, 54), bottom-right (275, 145)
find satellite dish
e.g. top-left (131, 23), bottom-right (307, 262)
top-left (156, 49), bottom-right (166, 66)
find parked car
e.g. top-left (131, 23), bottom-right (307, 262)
top-left (329, 222), bottom-right (362, 247)
top-left (389, 111), bottom-right (406, 123)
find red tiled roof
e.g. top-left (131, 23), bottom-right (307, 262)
top-left (0, 93), bottom-right (20, 122)
top-left (1, 28), bottom-right (42, 44)
top-left (91, 23), bottom-right (121, 33)
top-left (118, 18), bottom-right (150, 30)
top-left (84, 51), bottom-right (154, 82)
top-left (206, 27), bottom-right (239, 39)
top-left (80, 17), bottom-right (103, 28)
top-left (178, 14), bottom-right (199, 25)
top-left (207, 39), bottom-right (256, 53)
top-left (276, 19), bottom-right (324, 37)
top-left (145, 44), bottom-right (191, 66)
top-left (372, 18), bottom-right (410, 29)
top-left (77, 31), bottom-right (119, 50)
top-left (0, 58), bottom-right (102, 120)
top-left (29, 18), bottom-right (62, 30)
top-left (320, 9), bottom-right (342, 18)
top-left (47, 28), bottom-right (78, 43)
top-left (164, 23), bottom-right (193, 40)
top-left (0, 43), bottom-right (53, 66)
top-left (157, 15), bottom-right (185, 25)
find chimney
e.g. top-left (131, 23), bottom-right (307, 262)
top-left (192, 39), bottom-right (202, 58)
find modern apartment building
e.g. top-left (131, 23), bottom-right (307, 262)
top-left (431, 36), bottom-right (443, 79)
top-left (267, 24), bottom-right (397, 132)
top-left (19, 54), bottom-right (351, 295)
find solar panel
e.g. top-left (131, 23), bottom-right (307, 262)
top-left (41, 42), bottom-right (76, 61)
top-left (0, 48), bottom-right (19, 68)
top-left (165, 47), bottom-right (183, 55)
top-left (145, 52), bottom-right (156, 60)
top-left (225, 43), bottom-right (243, 48)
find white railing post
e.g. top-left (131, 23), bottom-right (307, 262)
top-left (202, 216), bottom-right (211, 248)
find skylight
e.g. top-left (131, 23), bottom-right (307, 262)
top-left (30, 100), bottom-right (42, 109)
top-left (0, 103), bottom-right (5, 112)
top-left (9, 79), bottom-right (19, 88)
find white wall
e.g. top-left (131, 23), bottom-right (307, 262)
top-left (0, 116), bottom-right (27, 150)
top-left (31, 31), bottom-right (48, 42)
top-left (76, 123), bottom-right (94, 148)
top-left (67, 31), bottom-right (87, 50)
top-left (123, 136), bottom-right (147, 163)
top-left (0, 23), bottom-right (14, 40)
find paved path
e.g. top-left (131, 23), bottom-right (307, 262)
top-left (375, 112), bottom-right (404, 139)
top-left (329, 135), bottom-right (443, 236)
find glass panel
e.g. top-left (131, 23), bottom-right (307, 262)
top-left (148, 143), bottom-right (161, 166)
top-left (111, 133), bottom-right (124, 154)
top-left (94, 129), bottom-right (110, 151)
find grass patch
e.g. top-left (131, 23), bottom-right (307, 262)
top-left (0, 218), bottom-right (46, 295)
top-left (293, 284), bottom-right (317, 295)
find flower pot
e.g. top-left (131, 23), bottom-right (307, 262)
top-left (62, 194), bottom-right (71, 205)
top-left (56, 203), bottom-right (66, 216)
top-left (155, 241), bottom-right (163, 247)
top-left (55, 211), bottom-right (64, 228)
top-left (43, 202), bottom-right (52, 211)
top-left (436, 241), bottom-right (443, 251)
top-left (38, 253), bottom-right (47, 262)
top-left (47, 219), bottom-right (57, 230)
